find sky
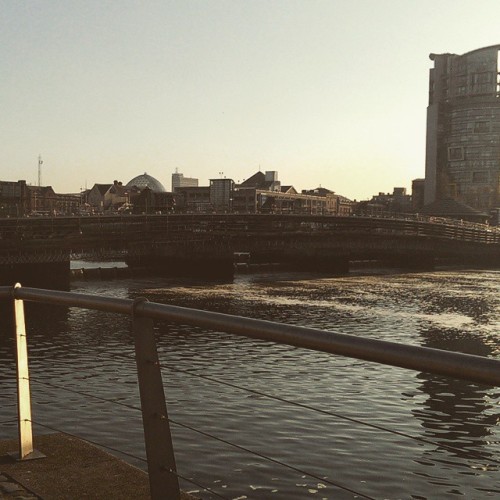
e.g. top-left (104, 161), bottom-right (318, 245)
top-left (2, 0), bottom-right (500, 200)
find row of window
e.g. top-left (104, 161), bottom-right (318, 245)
top-left (447, 146), bottom-right (500, 161)
top-left (446, 169), bottom-right (491, 183)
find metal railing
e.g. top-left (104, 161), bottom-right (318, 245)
top-left (2, 284), bottom-right (500, 499)
top-left (1, 213), bottom-right (499, 248)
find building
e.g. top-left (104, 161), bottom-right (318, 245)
top-left (355, 187), bottom-right (412, 215)
top-left (86, 174), bottom-right (167, 213)
top-left (87, 184), bottom-right (112, 213)
top-left (412, 179), bottom-right (425, 211)
top-left (171, 170), bottom-right (198, 191)
top-left (0, 180), bottom-right (29, 216)
top-left (174, 186), bottom-right (211, 212)
top-left (127, 173), bottom-right (166, 193)
top-left (336, 195), bottom-right (355, 216)
top-left (419, 198), bottom-right (489, 224)
top-left (372, 188), bottom-right (412, 213)
top-left (425, 45), bottom-right (500, 211)
top-left (0, 180), bottom-right (80, 216)
top-left (27, 186), bottom-right (80, 215)
top-left (302, 187), bottom-right (354, 215)
top-left (239, 171), bottom-right (281, 192)
top-left (210, 178), bottom-right (234, 212)
top-left (229, 171), bottom-right (353, 215)
top-left (132, 188), bottom-right (176, 214)
top-left (170, 169), bottom-right (353, 215)
top-left (103, 181), bottom-right (140, 212)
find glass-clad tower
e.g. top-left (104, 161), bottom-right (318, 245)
top-left (425, 45), bottom-right (500, 211)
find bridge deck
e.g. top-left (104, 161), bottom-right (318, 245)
top-left (0, 214), bottom-right (498, 268)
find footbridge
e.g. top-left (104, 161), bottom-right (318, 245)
top-left (0, 214), bottom-right (498, 284)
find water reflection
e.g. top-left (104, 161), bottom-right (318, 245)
top-left (0, 269), bottom-right (499, 498)
top-left (412, 326), bottom-right (500, 472)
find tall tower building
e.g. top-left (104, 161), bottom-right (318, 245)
top-left (425, 45), bottom-right (500, 211)
top-left (171, 170), bottom-right (198, 191)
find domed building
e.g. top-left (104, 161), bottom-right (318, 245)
top-left (126, 173), bottom-right (166, 193)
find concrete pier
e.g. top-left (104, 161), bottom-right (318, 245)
top-left (0, 262), bottom-right (70, 289)
top-left (0, 434), bottom-right (196, 500)
top-left (126, 255), bottom-right (235, 279)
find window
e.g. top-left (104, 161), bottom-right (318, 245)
top-left (474, 121), bottom-right (490, 133)
top-left (472, 171), bottom-right (489, 183)
top-left (472, 72), bottom-right (492, 84)
top-left (466, 147), bottom-right (481, 159)
top-left (448, 147), bottom-right (464, 161)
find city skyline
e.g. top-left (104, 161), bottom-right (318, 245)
top-left (2, 1), bottom-right (500, 200)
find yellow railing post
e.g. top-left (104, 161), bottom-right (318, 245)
top-left (11, 283), bottom-right (45, 461)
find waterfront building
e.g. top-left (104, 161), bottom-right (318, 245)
top-left (171, 169), bottom-right (352, 215)
top-left (419, 198), bottom-right (489, 223)
top-left (87, 183), bottom-right (112, 213)
top-left (126, 172), bottom-right (166, 193)
top-left (27, 186), bottom-right (56, 215)
top-left (132, 188), bottom-right (176, 214)
top-left (25, 185), bottom-right (80, 216)
top-left (412, 179), bottom-right (425, 211)
top-left (87, 174), bottom-right (167, 213)
top-left (239, 171), bottom-right (281, 192)
top-left (171, 170), bottom-right (198, 191)
top-left (210, 178), bottom-right (235, 212)
top-left (0, 180), bottom-right (29, 216)
top-left (174, 186), bottom-right (211, 212)
top-left (301, 187), bottom-right (354, 216)
top-left (230, 171), bottom-right (353, 215)
top-left (355, 187), bottom-right (412, 215)
top-left (336, 195), bottom-right (355, 216)
top-left (0, 180), bottom-right (80, 217)
top-left (95, 180), bottom-right (140, 212)
top-left (371, 188), bottom-right (412, 213)
top-left (425, 44), bottom-right (500, 211)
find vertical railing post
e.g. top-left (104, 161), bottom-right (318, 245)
top-left (132, 298), bottom-right (180, 500)
top-left (11, 283), bottom-right (44, 461)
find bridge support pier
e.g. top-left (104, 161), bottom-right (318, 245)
top-left (248, 247), bottom-right (350, 274)
top-left (0, 261), bottom-right (70, 289)
top-left (386, 254), bottom-right (435, 270)
top-left (285, 255), bottom-right (350, 274)
top-left (126, 255), bottom-right (235, 279)
top-left (127, 241), bottom-right (235, 280)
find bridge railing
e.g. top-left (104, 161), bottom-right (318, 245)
top-left (1, 212), bottom-right (499, 240)
top-left (119, 213), bottom-right (500, 246)
top-left (2, 284), bottom-right (500, 498)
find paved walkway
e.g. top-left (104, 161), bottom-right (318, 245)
top-left (0, 434), bottom-right (196, 499)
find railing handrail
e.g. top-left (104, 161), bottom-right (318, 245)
top-left (2, 212), bottom-right (498, 233)
top-left (2, 285), bottom-right (499, 387)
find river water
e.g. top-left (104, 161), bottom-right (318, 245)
top-left (1, 267), bottom-right (499, 499)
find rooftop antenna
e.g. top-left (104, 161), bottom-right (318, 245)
top-left (37, 155), bottom-right (43, 187)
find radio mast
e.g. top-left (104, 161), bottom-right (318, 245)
top-left (37, 155), bottom-right (43, 186)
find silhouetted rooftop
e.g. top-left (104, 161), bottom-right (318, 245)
top-left (420, 198), bottom-right (488, 221)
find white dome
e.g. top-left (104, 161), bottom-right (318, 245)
top-left (126, 173), bottom-right (166, 192)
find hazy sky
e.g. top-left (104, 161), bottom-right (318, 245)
top-left (2, 0), bottom-right (500, 199)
